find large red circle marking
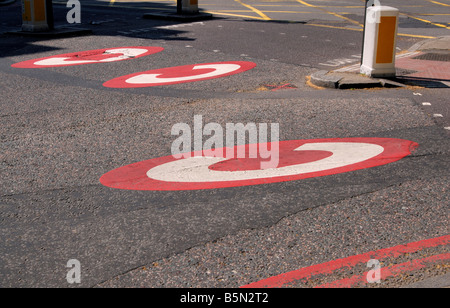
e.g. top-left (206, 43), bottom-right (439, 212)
top-left (102, 61), bottom-right (257, 88)
top-left (99, 138), bottom-right (418, 191)
top-left (11, 47), bottom-right (164, 68)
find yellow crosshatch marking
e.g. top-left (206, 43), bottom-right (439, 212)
top-left (295, 0), bottom-right (364, 27)
top-left (234, 0), bottom-right (271, 20)
top-left (80, 0), bottom-right (449, 39)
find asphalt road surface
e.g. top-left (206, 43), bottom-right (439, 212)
top-left (0, 0), bottom-right (449, 289)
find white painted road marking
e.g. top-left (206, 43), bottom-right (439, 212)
top-left (100, 138), bottom-right (418, 191)
top-left (12, 47), bottom-right (164, 68)
top-left (103, 61), bottom-right (257, 88)
top-left (126, 64), bottom-right (242, 85)
top-left (33, 48), bottom-right (150, 66)
top-left (146, 142), bottom-right (384, 183)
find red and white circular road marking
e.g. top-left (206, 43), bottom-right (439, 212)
top-left (11, 47), bottom-right (164, 68)
top-left (100, 138), bottom-right (418, 191)
top-left (103, 61), bottom-right (257, 88)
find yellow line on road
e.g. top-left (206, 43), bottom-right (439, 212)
top-left (426, 0), bottom-right (450, 6)
top-left (205, 11), bottom-right (267, 20)
top-left (397, 33), bottom-right (436, 39)
top-left (305, 23), bottom-right (436, 39)
top-left (306, 23), bottom-right (362, 32)
top-left (234, 0), bottom-right (271, 20)
top-left (401, 12), bottom-right (450, 29)
top-left (295, 0), bottom-right (363, 27)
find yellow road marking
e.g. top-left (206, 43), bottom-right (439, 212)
top-left (295, 0), bottom-right (363, 27)
top-left (234, 0), bottom-right (271, 20)
top-left (209, 10), bottom-right (351, 15)
top-left (426, 0), bottom-right (450, 6)
top-left (306, 23), bottom-right (362, 31)
top-left (397, 33), bottom-right (436, 39)
top-left (305, 23), bottom-right (436, 39)
top-left (60, 0), bottom-right (446, 38)
top-left (205, 11), bottom-right (266, 20)
top-left (401, 12), bottom-right (450, 29)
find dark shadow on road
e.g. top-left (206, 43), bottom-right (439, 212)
top-left (0, 0), bottom-right (217, 58)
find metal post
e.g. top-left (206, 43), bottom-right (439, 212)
top-left (361, 0), bottom-right (369, 65)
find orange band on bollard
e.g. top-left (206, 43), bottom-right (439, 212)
top-left (376, 16), bottom-right (397, 64)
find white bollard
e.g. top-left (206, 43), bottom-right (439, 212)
top-left (360, 6), bottom-right (399, 78)
top-left (21, 0), bottom-right (52, 32)
top-left (181, 0), bottom-right (199, 14)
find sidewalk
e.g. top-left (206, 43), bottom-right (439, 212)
top-left (396, 36), bottom-right (450, 88)
top-left (310, 36), bottom-right (450, 89)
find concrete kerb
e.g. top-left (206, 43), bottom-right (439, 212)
top-left (408, 36), bottom-right (450, 53)
top-left (309, 70), bottom-right (405, 90)
top-left (309, 70), bottom-right (343, 89)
